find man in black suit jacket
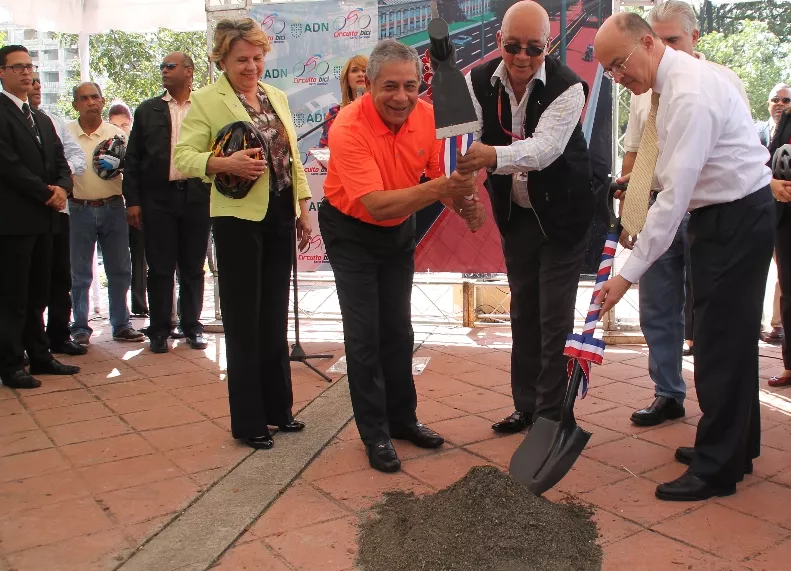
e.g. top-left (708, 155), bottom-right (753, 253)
top-left (123, 52), bottom-right (211, 354)
top-left (0, 45), bottom-right (80, 389)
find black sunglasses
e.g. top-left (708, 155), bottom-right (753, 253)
top-left (771, 97), bottom-right (791, 105)
top-left (160, 62), bottom-right (182, 71)
top-left (503, 43), bottom-right (545, 57)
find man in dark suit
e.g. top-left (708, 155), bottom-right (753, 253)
top-left (123, 52), bottom-right (210, 354)
top-left (0, 45), bottom-right (80, 389)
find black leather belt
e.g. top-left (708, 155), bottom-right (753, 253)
top-left (169, 180), bottom-right (189, 190)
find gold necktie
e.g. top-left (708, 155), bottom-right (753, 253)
top-left (621, 91), bottom-right (660, 236)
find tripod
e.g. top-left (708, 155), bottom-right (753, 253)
top-left (289, 236), bottom-right (333, 382)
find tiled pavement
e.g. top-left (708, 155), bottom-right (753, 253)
top-left (0, 317), bottom-right (345, 571)
top-left (2, 322), bottom-right (791, 570)
top-left (213, 327), bottom-right (791, 571)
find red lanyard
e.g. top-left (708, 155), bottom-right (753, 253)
top-left (497, 84), bottom-right (525, 141)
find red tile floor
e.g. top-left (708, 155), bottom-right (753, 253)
top-left (2, 322), bottom-right (791, 570)
top-left (215, 327), bottom-right (791, 571)
top-left (0, 319), bottom-right (344, 571)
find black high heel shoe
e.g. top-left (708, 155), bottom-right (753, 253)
top-left (243, 431), bottom-right (274, 449)
top-left (278, 420), bottom-right (306, 432)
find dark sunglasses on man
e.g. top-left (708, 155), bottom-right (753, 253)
top-left (160, 62), bottom-right (181, 71)
top-left (771, 96), bottom-right (791, 105)
top-left (502, 43), bottom-right (545, 57)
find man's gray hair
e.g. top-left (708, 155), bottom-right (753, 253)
top-left (648, 0), bottom-right (699, 36)
top-left (366, 39), bottom-right (420, 84)
top-left (72, 81), bottom-right (104, 100)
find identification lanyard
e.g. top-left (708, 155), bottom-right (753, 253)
top-left (497, 84), bottom-right (525, 142)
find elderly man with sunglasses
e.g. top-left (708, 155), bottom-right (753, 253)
top-left (122, 52), bottom-right (211, 354)
top-left (459, 1), bottom-right (594, 433)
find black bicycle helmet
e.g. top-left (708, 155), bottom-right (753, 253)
top-left (210, 121), bottom-right (267, 199)
top-left (773, 144), bottom-right (791, 181)
top-left (93, 135), bottom-right (126, 180)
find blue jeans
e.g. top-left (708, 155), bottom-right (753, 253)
top-left (69, 198), bottom-right (132, 336)
top-left (638, 212), bottom-right (691, 404)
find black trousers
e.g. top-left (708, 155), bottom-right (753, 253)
top-left (129, 225), bottom-right (148, 315)
top-left (0, 232), bottom-right (53, 378)
top-left (774, 203), bottom-right (791, 369)
top-left (319, 201), bottom-right (417, 445)
top-left (684, 273), bottom-right (694, 342)
top-left (141, 184), bottom-right (210, 338)
top-left (503, 204), bottom-right (589, 422)
top-left (213, 195), bottom-right (295, 438)
top-left (46, 213), bottom-right (73, 347)
top-left (688, 185), bottom-right (774, 485)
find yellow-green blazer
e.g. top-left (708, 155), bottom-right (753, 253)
top-left (174, 73), bottom-right (310, 220)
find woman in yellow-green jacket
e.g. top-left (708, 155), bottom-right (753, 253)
top-left (174, 18), bottom-right (311, 450)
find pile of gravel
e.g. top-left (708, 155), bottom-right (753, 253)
top-left (357, 466), bottom-right (601, 571)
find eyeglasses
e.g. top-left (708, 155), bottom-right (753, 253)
top-left (160, 62), bottom-right (185, 71)
top-left (603, 42), bottom-right (641, 80)
top-left (770, 97), bottom-right (791, 105)
top-left (1, 64), bottom-right (38, 73)
top-left (503, 43), bottom-right (545, 57)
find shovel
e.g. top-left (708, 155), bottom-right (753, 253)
top-left (509, 182), bottom-right (625, 495)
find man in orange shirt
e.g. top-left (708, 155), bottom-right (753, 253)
top-left (320, 39), bottom-right (482, 473)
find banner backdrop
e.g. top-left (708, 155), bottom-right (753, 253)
top-left (247, 0), bottom-right (377, 270)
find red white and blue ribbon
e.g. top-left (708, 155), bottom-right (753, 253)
top-left (563, 232), bottom-right (618, 398)
top-left (441, 133), bottom-right (475, 175)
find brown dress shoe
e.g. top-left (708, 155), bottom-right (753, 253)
top-left (768, 375), bottom-right (791, 387)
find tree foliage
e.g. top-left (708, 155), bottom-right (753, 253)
top-left (0, 30), bottom-right (6, 47)
top-left (696, 19), bottom-right (791, 119)
top-left (56, 29), bottom-right (208, 119)
top-left (697, 0), bottom-right (791, 45)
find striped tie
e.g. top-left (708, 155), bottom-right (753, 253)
top-left (621, 91), bottom-right (660, 236)
top-left (21, 102), bottom-right (40, 142)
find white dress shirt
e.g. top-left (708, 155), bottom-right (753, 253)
top-left (42, 111), bottom-right (87, 177)
top-left (162, 90), bottom-right (191, 181)
top-left (465, 61), bottom-right (586, 208)
top-left (619, 48), bottom-right (772, 283)
top-left (623, 51), bottom-right (749, 153)
top-left (39, 111), bottom-right (88, 215)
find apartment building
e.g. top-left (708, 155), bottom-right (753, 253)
top-left (0, 24), bottom-right (78, 114)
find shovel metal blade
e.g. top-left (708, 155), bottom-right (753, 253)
top-left (509, 417), bottom-right (591, 496)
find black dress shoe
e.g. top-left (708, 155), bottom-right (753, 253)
top-left (366, 440), bottom-right (401, 473)
top-left (390, 423), bottom-right (444, 448)
top-left (656, 470), bottom-right (736, 501)
top-left (28, 359), bottom-right (80, 376)
top-left (243, 434), bottom-right (274, 449)
top-left (170, 327), bottom-right (186, 340)
top-left (149, 336), bottom-right (169, 354)
top-left (675, 446), bottom-right (753, 479)
top-left (50, 340), bottom-right (88, 356)
top-left (1, 370), bottom-right (42, 389)
top-left (186, 334), bottom-right (208, 350)
top-left (278, 420), bottom-right (306, 432)
top-left (492, 411), bottom-right (531, 434)
top-left (630, 396), bottom-right (685, 426)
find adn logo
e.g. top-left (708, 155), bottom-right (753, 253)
top-left (290, 21), bottom-right (330, 38)
top-left (261, 14), bottom-right (287, 43)
top-left (263, 68), bottom-right (288, 79)
top-left (333, 8), bottom-right (372, 38)
top-left (293, 54), bottom-right (331, 85)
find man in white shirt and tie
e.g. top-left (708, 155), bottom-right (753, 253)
top-left (595, 13), bottom-right (773, 501)
top-left (619, 1), bottom-right (749, 429)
